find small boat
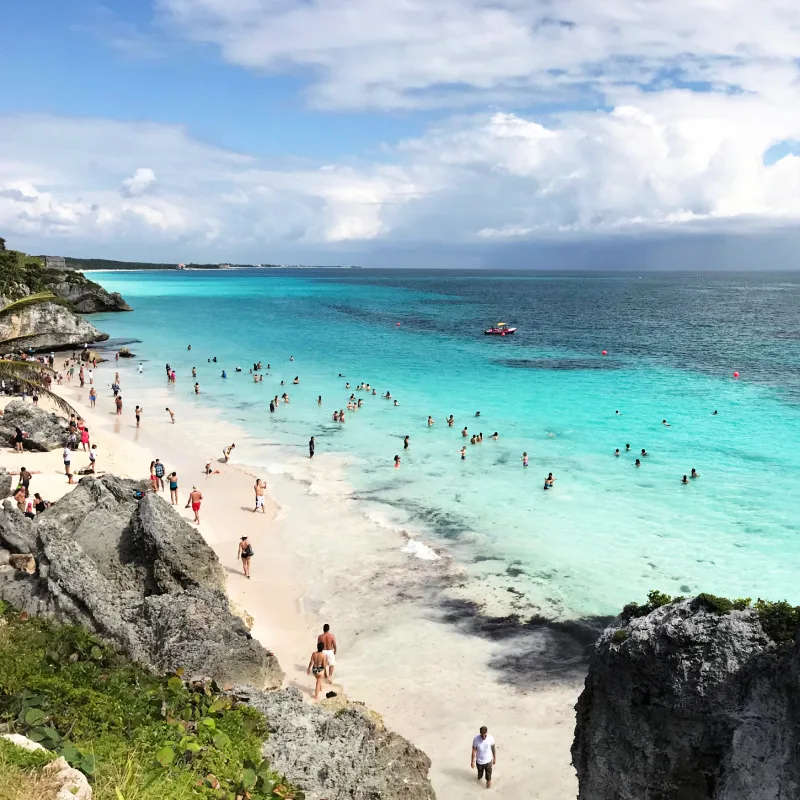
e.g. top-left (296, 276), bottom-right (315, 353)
top-left (484, 322), bottom-right (516, 336)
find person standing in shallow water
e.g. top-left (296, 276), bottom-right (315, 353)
top-left (471, 726), bottom-right (496, 789)
top-left (238, 536), bottom-right (253, 578)
top-left (309, 436), bottom-right (315, 458)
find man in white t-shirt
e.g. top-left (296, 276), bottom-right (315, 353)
top-left (471, 726), bottom-right (496, 788)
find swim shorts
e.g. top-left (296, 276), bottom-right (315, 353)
top-left (191, 502), bottom-right (201, 511)
top-left (323, 649), bottom-right (336, 666)
top-left (255, 496), bottom-right (264, 508)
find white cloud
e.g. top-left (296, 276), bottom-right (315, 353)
top-left (120, 167), bottom-right (157, 197)
top-left (158, 0), bottom-right (800, 110)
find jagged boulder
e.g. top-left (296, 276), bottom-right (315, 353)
top-left (0, 475), bottom-right (284, 690)
top-left (235, 686), bottom-right (436, 800)
top-left (0, 301), bottom-right (108, 351)
top-left (0, 400), bottom-right (68, 451)
top-left (572, 598), bottom-right (800, 800)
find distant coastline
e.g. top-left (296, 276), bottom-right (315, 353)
top-left (65, 256), bottom-right (361, 271)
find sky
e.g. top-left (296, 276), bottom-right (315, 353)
top-left (3, 0), bottom-right (800, 267)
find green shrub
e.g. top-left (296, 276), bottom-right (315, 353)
top-left (622, 590), bottom-right (674, 619)
top-left (754, 600), bottom-right (800, 644)
top-left (0, 605), bottom-right (303, 799)
top-left (611, 630), bottom-right (630, 643)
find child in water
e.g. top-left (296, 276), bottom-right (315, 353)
top-left (521, 452), bottom-right (529, 467)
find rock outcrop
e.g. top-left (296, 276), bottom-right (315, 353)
top-left (0, 475), bottom-right (284, 689)
top-left (0, 400), bottom-right (68, 451)
top-left (572, 598), bottom-right (800, 800)
top-left (0, 301), bottom-right (108, 351)
top-left (235, 686), bottom-right (436, 800)
top-left (44, 277), bottom-right (131, 313)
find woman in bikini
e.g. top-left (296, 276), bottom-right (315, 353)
top-left (307, 642), bottom-right (329, 701)
top-left (238, 536), bottom-right (253, 578)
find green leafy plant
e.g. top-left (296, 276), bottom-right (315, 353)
top-left (611, 630), bottom-right (630, 643)
top-left (0, 605), bottom-right (302, 799)
top-left (754, 599), bottom-right (800, 644)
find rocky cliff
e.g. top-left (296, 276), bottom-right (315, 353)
top-left (0, 474), bottom-right (436, 798)
top-left (42, 275), bottom-right (131, 313)
top-left (0, 301), bottom-right (109, 351)
top-left (572, 595), bottom-right (800, 800)
top-left (0, 400), bottom-right (68, 451)
top-left (0, 475), bottom-right (283, 688)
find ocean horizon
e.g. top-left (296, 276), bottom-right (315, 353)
top-left (88, 268), bottom-right (800, 623)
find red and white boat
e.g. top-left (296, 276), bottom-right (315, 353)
top-left (484, 322), bottom-right (516, 336)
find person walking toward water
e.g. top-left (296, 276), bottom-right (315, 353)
top-left (318, 624), bottom-right (337, 681)
top-left (309, 436), bottom-right (315, 458)
top-left (169, 472), bottom-right (179, 504)
top-left (238, 536), bottom-right (253, 578)
top-left (307, 642), bottom-right (328, 701)
top-left (254, 479), bottom-right (266, 513)
top-left (471, 726), bottom-right (496, 789)
top-left (186, 486), bottom-right (203, 524)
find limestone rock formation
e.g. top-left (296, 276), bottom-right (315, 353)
top-left (0, 301), bottom-right (108, 351)
top-left (572, 597), bottom-right (800, 800)
top-left (45, 277), bottom-right (131, 313)
top-left (235, 686), bottom-right (436, 800)
top-left (0, 400), bottom-right (68, 451)
top-left (0, 476), bottom-right (284, 689)
top-left (43, 756), bottom-right (93, 800)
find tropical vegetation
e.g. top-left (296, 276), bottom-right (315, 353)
top-left (0, 601), bottom-right (303, 799)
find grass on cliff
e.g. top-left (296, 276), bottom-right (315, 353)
top-left (620, 590), bottom-right (800, 644)
top-left (0, 601), bottom-right (303, 800)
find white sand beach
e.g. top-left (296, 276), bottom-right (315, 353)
top-left (1, 364), bottom-right (580, 799)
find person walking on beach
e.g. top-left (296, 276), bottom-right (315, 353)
top-left (63, 446), bottom-right (75, 484)
top-left (89, 387), bottom-right (97, 408)
top-left (307, 642), bottom-right (328, 701)
top-left (309, 436), bottom-right (315, 458)
top-left (471, 726), bottom-right (496, 789)
top-left (238, 535), bottom-right (253, 577)
top-left (88, 445), bottom-right (97, 474)
top-left (318, 624), bottom-right (337, 681)
top-left (166, 407), bottom-right (175, 424)
top-left (169, 472), bottom-right (179, 504)
top-left (254, 479), bottom-right (266, 513)
top-left (115, 395), bottom-right (123, 416)
top-left (135, 406), bottom-right (142, 427)
top-left (186, 486), bottom-right (203, 524)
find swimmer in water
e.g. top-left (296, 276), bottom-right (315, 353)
top-left (662, 419), bottom-right (671, 426)
top-left (625, 444), bottom-right (631, 452)
top-left (393, 399), bottom-right (399, 406)
top-left (394, 455), bottom-right (401, 468)
top-left (462, 427), bottom-right (468, 437)
top-left (690, 468), bottom-right (699, 478)
top-left (491, 432), bottom-right (498, 440)
top-left (318, 396), bottom-right (322, 405)
top-left (404, 436), bottom-right (410, 450)
top-left (470, 435), bottom-right (476, 444)
top-left (682, 475), bottom-right (689, 484)
top-left (546, 472), bottom-right (555, 487)
top-left (447, 415), bottom-right (454, 427)
top-left (521, 452), bottom-right (528, 467)
top-left (641, 449), bottom-right (648, 457)
top-left (427, 416), bottom-right (435, 426)
top-left (713, 410), bottom-right (718, 415)
top-left (614, 448), bottom-right (620, 456)
top-left (475, 411), bottom-right (481, 417)
top-left (459, 446), bottom-right (466, 460)
top-left (384, 391), bottom-right (392, 399)
top-left (615, 409), bottom-right (620, 415)
top-left (543, 477), bottom-right (550, 490)
top-left (635, 458), bottom-right (641, 467)
top-left (333, 410), bottom-right (339, 422)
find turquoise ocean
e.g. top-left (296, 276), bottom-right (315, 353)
top-left (89, 269), bottom-right (800, 622)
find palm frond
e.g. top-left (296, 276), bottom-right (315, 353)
top-left (0, 360), bottom-right (56, 380)
top-left (0, 292), bottom-right (70, 318)
top-left (3, 375), bottom-right (76, 417)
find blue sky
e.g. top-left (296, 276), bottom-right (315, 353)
top-left (3, 0), bottom-right (800, 266)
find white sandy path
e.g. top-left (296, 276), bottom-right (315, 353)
top-left (1, 366), bottom-right (580, 799)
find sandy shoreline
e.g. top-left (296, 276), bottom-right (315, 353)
top-left (2, 364), bottom-right (580, 799)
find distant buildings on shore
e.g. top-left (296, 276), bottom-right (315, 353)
top-left (43, 256), bottom-right (361, 271)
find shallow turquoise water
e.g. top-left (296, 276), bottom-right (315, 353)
top-left (89, 269), bottom-right (800, 619)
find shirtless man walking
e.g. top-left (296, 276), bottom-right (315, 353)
top-left (317, 624), bottom-right (338, 681)
top-left (185, 486), bottom-right (203, 524)
top-left (253, 478), bottom-right (266, 513)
